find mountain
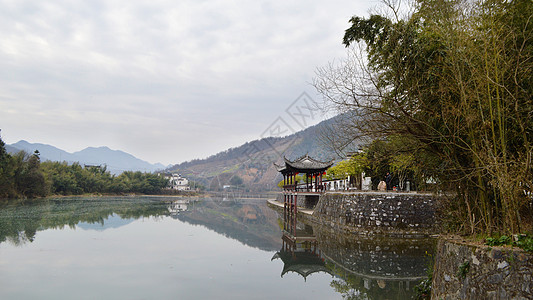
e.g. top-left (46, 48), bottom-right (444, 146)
top-left (167, 114), bottom-right (360, 191)
top-left (9, 140), bottom-right (73, 162)
top-left (7, 140), bottom-right (166, 174)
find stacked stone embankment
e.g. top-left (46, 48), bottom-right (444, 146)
top-left (431, 238), bottom-right (533, 299)
top-left (312, 192), bottom-right (437, 236)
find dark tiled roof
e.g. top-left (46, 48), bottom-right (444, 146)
top-left (274, 154), bottom-right (333, 174)
top-left (274, 163), bottom-right (286, 172)
top-left (271, 250), bottom-right (331, 279)
top-left (284, 154), bottom-right (334, 171)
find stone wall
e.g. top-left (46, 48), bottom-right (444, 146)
top-left (313, 224), bottom-right (435, 279)
top-left (432, 238), bottom-right (533, 299)
top-left (312, 192), bottom-right (437, 236)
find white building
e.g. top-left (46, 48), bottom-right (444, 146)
top-left (167, 173), bottom-right (190, 191)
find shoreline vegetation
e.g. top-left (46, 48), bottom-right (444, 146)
top-left (1, 191), bottom-right (204, 202)
top-left (314, 0), bottom-right (532, 236)
top-left (0, 135), bottom-right (204, 201)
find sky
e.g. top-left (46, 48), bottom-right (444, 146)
top-left (0, 0), bottom-right (375, 166)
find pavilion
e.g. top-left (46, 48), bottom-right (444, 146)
top-left (274, 154), bottom-right (334, 218)
top-left (275, 154), bottom-right (334, 192)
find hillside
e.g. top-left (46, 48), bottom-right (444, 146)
top-left (167, 115), bottom-right (359, 191)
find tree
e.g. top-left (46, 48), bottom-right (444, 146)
top-left (0, 133), bottom-right (16, 198)
top-left (314, 0), bottom-right (533, 234)
top-left (325, 155), bottom-right (366, 180)
top-left (11, 151), bottom-right (48, 198)
top-left (229, 175), bottom-right (244, 186)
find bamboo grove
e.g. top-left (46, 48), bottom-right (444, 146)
top-left (314, 0), bottom-right (532, 234)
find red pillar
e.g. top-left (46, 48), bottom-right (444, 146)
top-left (294, 194), bottom-right (297, 216)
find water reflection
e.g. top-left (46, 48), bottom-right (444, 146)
top-left (0, 196), bottom-right (281, 251)
top-left (273, 206), bottom-right (435, 299)
top-left (0, 197), bottom-right (170, 246)
top-left (0, 196), bottom-right (434, 299)
top-left (167, 198), bottom-right (192, 216)
top-left (271, 220), bottom-right (328, 280)
top-left (172, 195), bottom-right (281, 251)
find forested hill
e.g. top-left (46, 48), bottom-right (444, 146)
top-left (167, 114), bottom-right (355, 191)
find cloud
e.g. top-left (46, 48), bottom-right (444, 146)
top-left (0, 0), bottom-right (373, 164)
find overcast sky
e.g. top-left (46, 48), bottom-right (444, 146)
top-left (1, 0), bottom-right (375, 165)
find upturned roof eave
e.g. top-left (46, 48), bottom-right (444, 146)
top-left (282, 154), bottom-right (334, 172)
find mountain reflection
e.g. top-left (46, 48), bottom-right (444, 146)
top-left (0, 196), bottom-right (282, 251)
top-left (0, 197), bottom-right (171, 245)
top-left (173, 195), bottom-right (281, 251)
top-left (273, 211), bottom-right (435, 299)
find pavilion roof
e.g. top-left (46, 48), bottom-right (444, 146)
top-left (271, 250), bottom-right (332, 280)
top-left (274, 154), bottom-right (334, 174)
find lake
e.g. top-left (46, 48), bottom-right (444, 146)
top-left (0, 196), bottom-right (434, 299)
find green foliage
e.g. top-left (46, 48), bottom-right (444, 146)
top-left (485, 235), bottom-right (512, 246)
top-left (513, 235), bottom-right (533, 253)
top-left (485, 234), bottom-right (533, 252)
top-left (0, 134), bottom-right (169, 199)
top-left (326, 155), bottom-right (366, 180)
top-left (316, 0), bottom-right (533, 234)
top-left (457, 261), bottom-right (470, 279)
top-left (352, 137), bottom-right (438, 191)
top-left (277, 175), bottom-right (303, 189)
top-left (0, 145), bottom-right (48, 199)
top-left (229, 175), bottom-right (244, 186)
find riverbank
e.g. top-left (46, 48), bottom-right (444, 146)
top-left (268, 191), bottom-right (438, 237)
top-left (432, 236), bottom-right (533, 299)
top-left (267, 193), bottom-right (533, 298)
top-left (0, 191), bottom-right (206, 206)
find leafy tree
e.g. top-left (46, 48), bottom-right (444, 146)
top-left (314, 0), bottom-right (533, 234)
top-left (325, 155), bottom-right (366, 180)
top-left (0, 134), bottom-right (16, 198)
top-left (229, 175), bottom-right (244, 186)
top-left (277, 175), bottom-right (303, 189)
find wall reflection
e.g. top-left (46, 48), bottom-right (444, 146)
top-left (273, 210), bottom-right (435, 299)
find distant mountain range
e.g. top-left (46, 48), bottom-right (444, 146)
top-left (5, 114), bottom-right (358, 186)
top-left (166, 114), bottom-right (360, 191)
top-left (7, 140), bottom-right (167, 174)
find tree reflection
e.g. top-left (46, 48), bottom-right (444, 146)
top-left (0, 197), bottom-right (171, 245)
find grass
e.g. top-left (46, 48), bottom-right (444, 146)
top-left (485, 234), bottom-right (533, 252)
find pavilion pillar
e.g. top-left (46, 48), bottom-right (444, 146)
top-left (284, 193), bottom-right (287, 221)
top-left (289, 173), bottom-right (292, 185)
top-left (294, 194), bottom-right (297, 216)
top-left (292, 173), bottom-right (295, 189)
top-left (290, 173), bottom-right (293, 188)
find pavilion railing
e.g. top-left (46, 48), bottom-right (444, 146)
top-left (282, 183), bottom-right (325, 193)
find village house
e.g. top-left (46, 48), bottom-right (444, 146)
top-left (166, 173), bottom-right (190, 191)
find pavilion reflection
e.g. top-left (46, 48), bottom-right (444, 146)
top-left (272, 209), bottom-right (434, 299)
top-left (271, 214), bottom-right (331, 281)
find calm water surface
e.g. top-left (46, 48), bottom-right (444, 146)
top-left (0, 196), bottom-right (434, 299)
